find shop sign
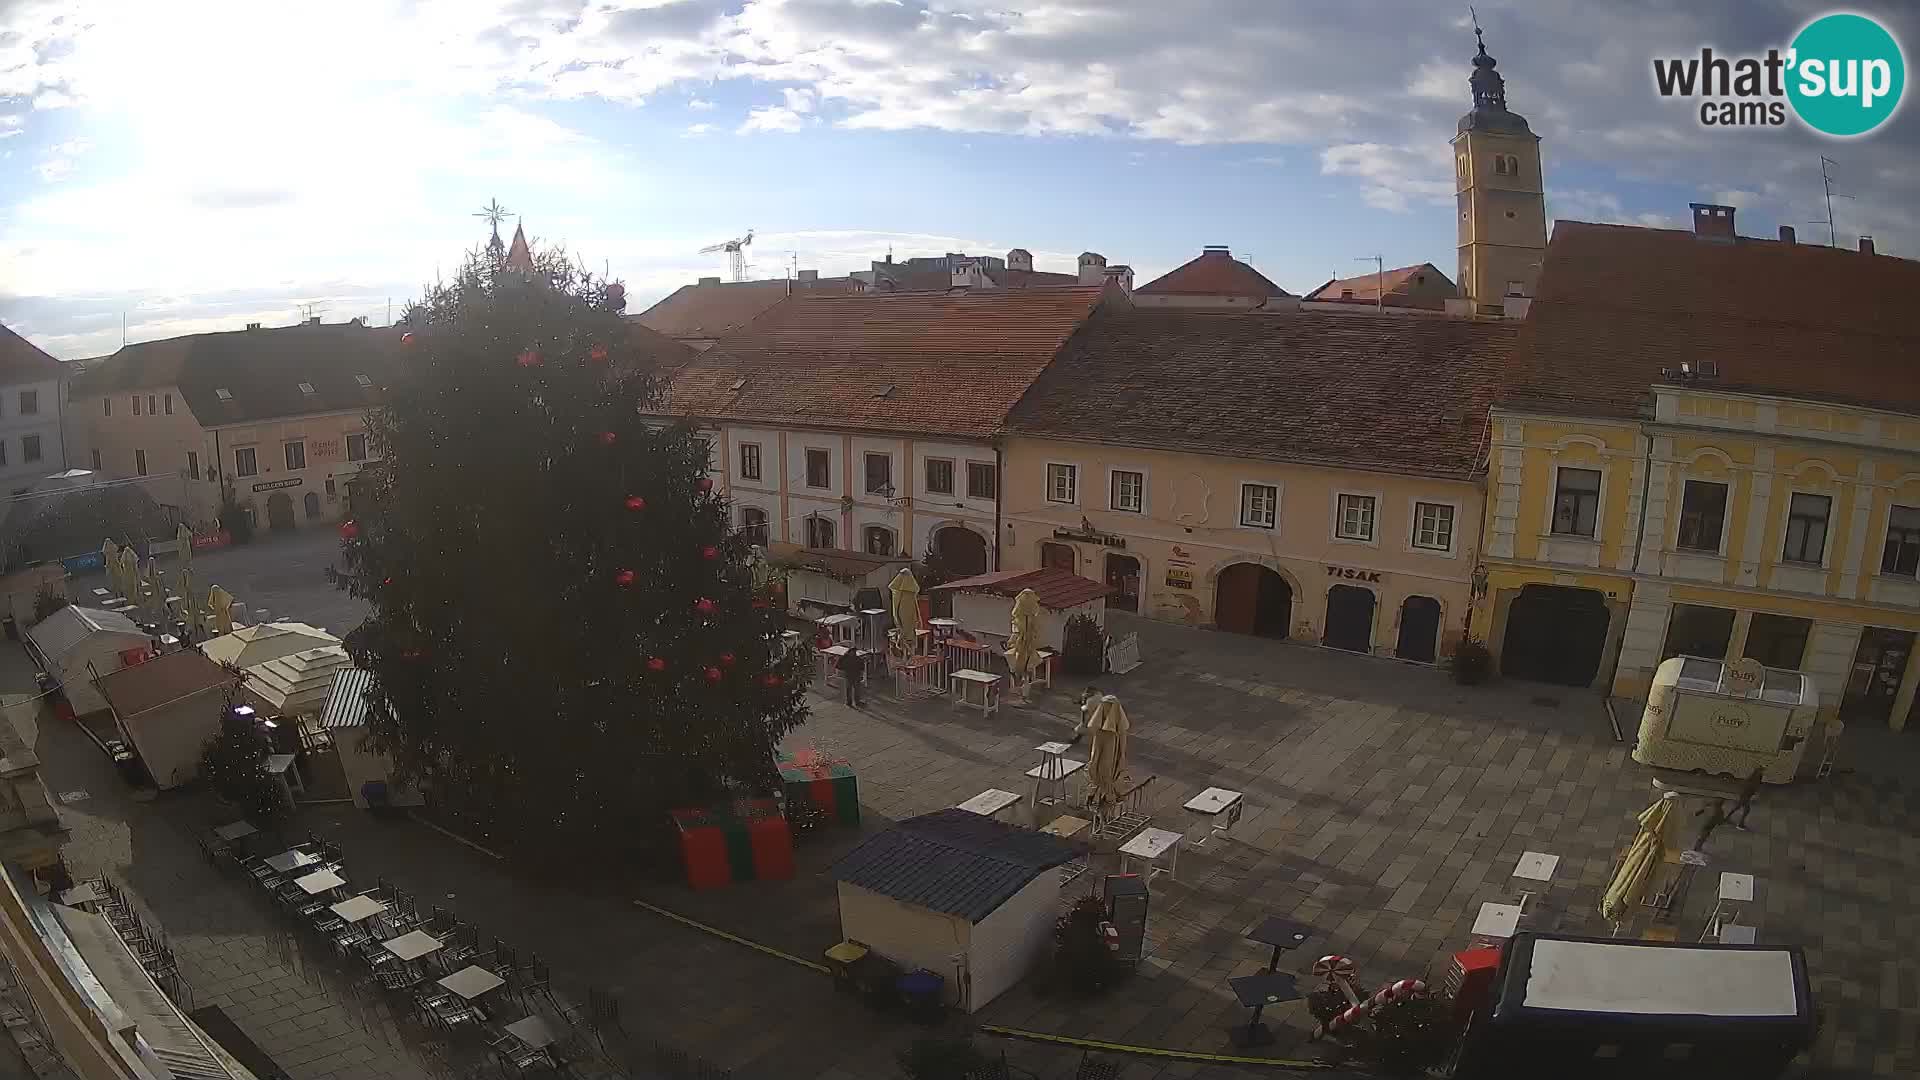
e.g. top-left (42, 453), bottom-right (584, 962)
top-left (252, 478), bottom-right (303, 492)
top-left (1326, 564), bottom-right (1384, 584)
top-left (1053, 526), bottom-right (1126, 549)
top-left (191, 531), bottom-right (233, 551)
top-left (312, 438), bottom-right (343, 461)
top-left (1164, 567), bottom-right (1194, 590)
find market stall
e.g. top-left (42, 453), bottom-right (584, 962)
top-left (26, 605), bottom-right (153, 716)
top-left (830, 807), bottom-right (1075, 1012)
top-left (200, 621), bottom-right (340, 669)
top-left (768, 542), bottom-right (910, 625)
top-left (1634, 656), bottom-right (1819, 783)
top-left (97, 650), bottom-right (239, 790)
top-left (315, 666), bottom-right (423, 809)
top-left (927, 567), bottom-right (1112, 652)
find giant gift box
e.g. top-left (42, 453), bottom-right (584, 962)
top-left (778, 753), bottom-right (860, 828)
top-left (669, 798), bottom-right (794, 889)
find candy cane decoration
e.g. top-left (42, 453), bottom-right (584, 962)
top-left (1310, 955), bottom-right (1356, 982)
top-left (1310, 978), bottom-right (1428, 1041)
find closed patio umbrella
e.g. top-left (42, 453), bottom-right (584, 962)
top-left (102, 539), bottom-right (120, 594)
top-left (1083, 694), bottom-right (1131, 812)
top-left (1600, 794), bottom-right (1675, 923)
top-left (207, 586), bottom-right (235, 636)
top-left (887, 567), bottom-right (920, 655)
top-left (176, 523), bottom-right (194, 570)
top-left (1005, 588), bottom-right (1042, 690)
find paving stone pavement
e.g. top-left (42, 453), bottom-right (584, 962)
top-left (30, 530), bottom-right (1920, 1078)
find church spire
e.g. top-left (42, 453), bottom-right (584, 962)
top-left (1469, 15), bottom-right (1507, 111)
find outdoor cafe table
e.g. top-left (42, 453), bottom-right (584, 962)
top-left (505, 1015), bottom-right (558, 1049)
top-left (264, 849), bottom-right (320, 874)
top-left (382, 930), bottom-right (444, 963)
top-left (439, 965), bottom-right (506, 1001)
top-left (293, 869), bottom-right (346, 895)
top-left (59, 883), bottom-right (102, 910)
top-left (213, 821), bottom-right (259, 842)
top-left (330, 895), bottom-right (387, 923)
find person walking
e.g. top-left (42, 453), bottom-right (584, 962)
top-left (837, 647), bottom-right (865, 708)
top-left (1730, 765), bottom-right (1765, 830)
top-left (1692, 798), bottom-right (1730, 853)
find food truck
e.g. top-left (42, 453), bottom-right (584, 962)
top-left (1633, 656), bottom-right (1820, 783)
top-left (1450, 933), bottom-right (1816, 1079)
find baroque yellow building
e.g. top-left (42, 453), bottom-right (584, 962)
top-left (1471, 206), bottom-right (1920, 729)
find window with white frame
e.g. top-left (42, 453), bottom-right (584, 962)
top-left (1110, 469), bottom-right (1144, 513)
top-left (804, 515), bottom-right (835, 549)
top-left (234, 446), bottom-right (258, 477)
top-left (738, 442), bottom-right (761, 481)
top-left (1240, 483), bottom-right (1277, 529)
top-left (1046, 463), bottom-right (1077, 504)
top-left (1551, 467), bottom-right (1602, 537)
top-left (1412, 501), bottom-right (1454, 551)
top-left (804, 448), bottom-right (831, 489)
top-left (925, 458), bottom-right (954, 495)
top-left (1783, 492), bottom-right (1831, 564)
top-left (346, 433), bottom-right (368, 462)
top-left (864, 452), bottom-right (893, 495)
top-left (863, 525), bottom-right (895, 555)
top-left (1335, 493), bottom-right (1375, 541)
top-left (1676, 480), bottom-right (1728, 553)
top-left (284, 440), bottom-right (306, 470)
top-left (966, 461), bottom-right (996, 500)
top-left (739, 506), bottom-right (770, 547)
top-left (1883, 505), bottom-right (1920, 577)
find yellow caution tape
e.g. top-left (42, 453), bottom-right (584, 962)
top-left (630, 898), bottom-right (831, 973)
top-left (977, 1025), bottom-right (1338, 1070)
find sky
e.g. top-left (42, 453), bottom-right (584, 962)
top-left (3, 0), bottom-right (1919, 360)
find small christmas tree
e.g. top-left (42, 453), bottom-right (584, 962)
top-left (331, 233), bottom-right (809, 867)
top-left (199, 687), bottom-right (283, 820)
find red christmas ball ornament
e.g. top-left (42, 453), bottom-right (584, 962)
top-left (695, 597), bottom-right (717, 615)
top-left (339, 520), bottom-right (360, 540)
top-left (814, 633), bottom-right (831, 651)
top-left (761, 673), bottom-right (784, 688)
top-left (516, 349), bottom-right (542, 368)
top-left (646, 657), bottom-right (667, 673)
top-left (625, 495), bottom-right (646, 512)
top-left (701, 545), bottom-right (719, 560)
top-left (589, 343), bottom-right (609, 363)
top-left (598, 431), bottom-right (618, 447)
top-left (400, 331), bottom-right (416, 346)
top-left (704, 666), bottom-right (722, 683)
top-left (720, 652), bottom-right (737, 667)
top-left (696, 478), bottom-right (713, 494)
top-left (606, 283), bottom-right (626, 303)
top-left (614, 569), bottom-right (636, 587)
top-left (382, 577), bottom-right (393, 587)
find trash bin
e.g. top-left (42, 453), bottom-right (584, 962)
top-left (896, 970), bottom-right (945, 1024)
top-left (825, 940), bottom-right (868, 994)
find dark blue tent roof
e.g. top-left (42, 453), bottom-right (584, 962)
top-left (832, 808), bottom-right (1075, 923)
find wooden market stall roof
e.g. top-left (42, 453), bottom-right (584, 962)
top-left (768, 542), bottom-right (909, 582)
top-left (927, 567), bottom-right (1113, 611)
top-left (97, 651), bottom-right (236, 719)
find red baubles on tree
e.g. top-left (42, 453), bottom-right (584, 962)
top-left (516, 349), bottom-right (542, 368)
top-left (614, 569), bottom-right (636, 587)
top-left (339, 520), bottom-right (360, 540)
top-left (625, 495), bottom-right (646, 512)
top-left (400, 331), bottom-right (415, 346)
top-left (589, 343), bottom-right (609, 363)
top-left (701, 545), bottom-right (719, 560)
top-left (695, 597), bottom-right (717, 615)
top-left (598, 431), bottom-right (618, 447)
top-left (761, 673), bottom-right (783, 688)
top-left (646, 657), bottom-right (667, 673)
top-left (719, 652), bottom-right (736, 667)
top-left (704, 666), bottom-right (722, 683)
top-left (696, 478), bottom-right (713, 494)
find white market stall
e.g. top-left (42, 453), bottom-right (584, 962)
top-left (1634, 656), bottom-right (1820, 783)
top-left (316, 666), bottom-right (423, 810)
top-left (200, 621), bottom-right (340, 669)
top-left (830, 807), bottom-right (1075, 1012)
top-left (26, 606), bottom-right (152, 716)
top-left (242, 645), bottom-right (352, 718)
top-left (928, 567), bottom-right (1112, 652)
top-left (769, 542), bottom-right (910, 622)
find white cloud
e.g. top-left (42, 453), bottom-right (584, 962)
top-left (36, 138), bottom-right (89, 181)
top-left (683, 122), bottom-right (716, 136)
top-left (688, 97), bottom-right (715, 110)
top-left (739, 104), bottom-right (805, 133)
top-left (1319, 142), bottom-right (1453, 213)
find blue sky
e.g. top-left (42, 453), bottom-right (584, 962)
top-left (4, 0), bottom-right (1918, 359)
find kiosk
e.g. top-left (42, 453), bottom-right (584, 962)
top-left (1633, 657), bottom-right (1819, 783)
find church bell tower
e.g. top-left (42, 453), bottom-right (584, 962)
top-left (1452, 25), bottom-right (1547, 315)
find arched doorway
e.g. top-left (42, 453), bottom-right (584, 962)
top-left (1324, 585), bottom-right (1375, 653)
top-left (1396, 596), bottom-right (1442, 663)
top-left (1214, 563), bottom-right (1292, 638)
top-left (1040, 542), bottom-right (1076, 573)
top-left (266, 492), bottom-right (296, 533)
top-left (1104, 553), bottom-right (1140, 613)
top-left (934, 526), bottom-right (988, 576)
top-left (1501, 584), bottom-right (1610, 686)
top-left (303, 491), bottom-right (322, 520)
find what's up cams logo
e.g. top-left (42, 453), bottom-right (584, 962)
top-left (1653, 12), bottom-right (1906, 136)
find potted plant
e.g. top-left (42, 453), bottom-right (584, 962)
top-left (1061, 613), bottom-right (1105, 677)
top-left (1451, 639), bottom-right (1492, 686)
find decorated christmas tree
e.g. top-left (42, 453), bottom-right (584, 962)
top-left (331, 227), bottom-right (809, 865)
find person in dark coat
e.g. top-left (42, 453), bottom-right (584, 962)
top-left (1693, 798), bottom-right (1730, 852)
top-left (837, 647), bottom-right (865, 708)
top-left (1730, 765), bottom-right (1765, 829)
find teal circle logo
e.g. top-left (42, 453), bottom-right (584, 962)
top-left (1788, 12), bottom-right (1905, 136)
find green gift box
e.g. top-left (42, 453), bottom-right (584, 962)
top-left (778, 757), bottom-right (860, 828)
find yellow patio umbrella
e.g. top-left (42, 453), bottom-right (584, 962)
top-left (1600, 795), bottom-right (1675, 923)
top-left (1083, 694), bottom-right (1131, 812)
top-left (887, 567), bottom-right (921, 655)
top-left (118, 548), bottom-right (140, 606)
top-left (1005, 588), bottom-right (1042, 681)
top-left (102, 539), bottom-right (121, 595)
top-left (207, 586), bottom-right (235, 636)
top-left (176, 523), bottom-right (195, 570)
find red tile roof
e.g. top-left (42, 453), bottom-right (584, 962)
top-left (1506, 221), bottom-right (1920, 419)
top-left (663, 286), bottom-right (1112, 439)
top-left (1136, 249), bottom-right (1290, 299)
top-left (1007, 308), bottom-right (1519, 479)
top-left (1304, 263), bottom-right (1456, 309)
top-left (928, 567), bottom-right (1114, 610)
top-left (0, 322), bottom-right (62, 387)
top-left (634, 277), bottom-right (859, 340)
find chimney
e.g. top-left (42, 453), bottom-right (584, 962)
top-left (1102, 265), bottom-right (1134, 293)
top-left (1689, 203), bottom-right (1737, 240)
top-left (1076, 251), bottom-right (1107, 285)
top-left (306, 316), bottom-right (321, 326)
top-left (1860, 235), bottom-right (1876, 256)
top-left (1202, 245), bottom-right (1232, 257)
top-left (698, 276), bottom-right (721, 286)
top-left (245, 322), bottom-right (262, 330)
top-left (1778, 225), bottom-right (1796, 244)
top-left (797, 269), bottom-right (818, 282)
top-left (1006, 248), bottom-right (1033, 273)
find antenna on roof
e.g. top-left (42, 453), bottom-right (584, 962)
top-left (1812, 156), bottom-right (1853, 247)
top-left (1355, 255), bottom-right (1385, 310)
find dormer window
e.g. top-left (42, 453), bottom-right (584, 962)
top-left (297, 382), bottom-right (316, 395)
top-left (354, 373), bottom-right (373, 388)
top-left (215, 388), bottom-right (233, 401)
